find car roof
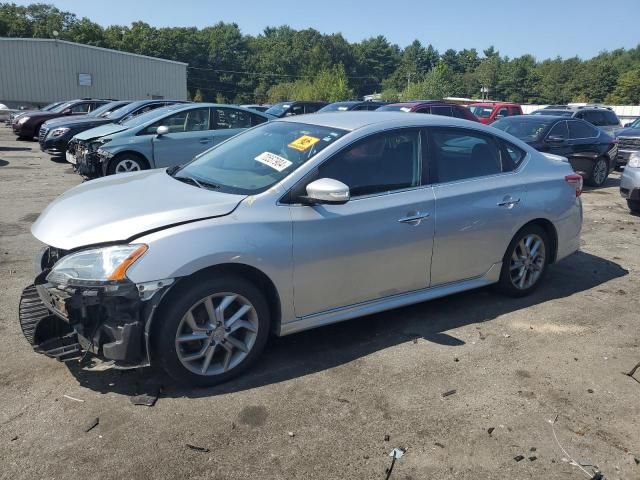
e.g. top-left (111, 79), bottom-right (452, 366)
top-left (472, 102), bottom-right (519, 107)
top-left (277, 111), bottom-right (481, 132)
top-left (504, 115), bottom-right (566, 121)
top-left (386, 100), bottom-right (446, 107)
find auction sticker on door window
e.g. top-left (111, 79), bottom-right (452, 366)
top-left (288, 135), bottom-right (320, 152)
top-left (255, 151), bottom-right (293, 172)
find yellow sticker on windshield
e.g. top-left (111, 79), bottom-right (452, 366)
top-left (288, 135), bottom-right (320, 152)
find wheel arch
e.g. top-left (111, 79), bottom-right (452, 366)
top-left (108, 150), bottom-right (150, 172)
top-left (154, 262), bottom-right (282, 336)
top-left (515, 218), bottom-right (558, 264)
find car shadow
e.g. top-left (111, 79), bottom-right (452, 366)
top-left (0, 159), bottom-right (8, 167)
top-left (0, 146), bottom-right (32, 152)
top-left (583, 175), bottom-right (620, 192)
top-left (66, 251), bottom-right (628, 398)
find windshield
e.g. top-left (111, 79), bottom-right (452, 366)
top-left (627, 118), bottom-right (640, 128)
top-left (531, 109), bottom-right (572, 117)
top-left (174, 121), bottom-right (348, 194)
top-left (42, 102), bottom-right (63, 111)
top-left (121, 105), bottom-right (177, 128)
top-left (318, 103), bottom-right (356, 113)
top-left (492, 118), bottom-right (553, 142)
top-left (470, 106), bottom-right (494, 118)
top-left (265, 102), bottom-right (291, 117)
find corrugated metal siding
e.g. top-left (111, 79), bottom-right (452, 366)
top-left (0, 38), bottom-right (187, 104)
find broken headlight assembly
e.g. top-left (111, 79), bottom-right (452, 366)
top-left (46, 244), bottom-right (147, 287)
top-left (88, 137), bottom-right (111, 152)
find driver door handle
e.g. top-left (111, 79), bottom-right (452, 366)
top-left (398, 212), bottom-right (431, 224)
top-left (497, 197), bottom-right (520, 207)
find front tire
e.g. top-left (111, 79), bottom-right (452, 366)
top-left (585, 157), bottom-right (609, 187)
top-left (107, 154), bottom-right (148, 175)
top-left (153, 275), bottom-right (271, 387)
top-left (628, 199), bottom-right (640, 214)
top-left (497, 225), bottom-right (549, 297)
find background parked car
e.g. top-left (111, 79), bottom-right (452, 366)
top-left (377, 100), bottom-right (480, 121)
top-left (12, 98), bottom-right (111, 139)
top-left (41, 99), bottom-right (188, 157)
top-left (620, 152), bottom-right (640, 213)
top-left (317, 101), bottom-right (389, 112)
top-left (468, 102), bottom-right (523, 124)
top-left (74, 103), bottom-right (270, 177)
top-left (530, 105), bottom-right (622, 136)
top-left (614, 117), bottom-right (640, 168)
top-left (264, 101), bottom-right (327, 117)
top-left (492, 115), bottom-right (617, 187)
top-left (6, 101), bottom-right (66, 126)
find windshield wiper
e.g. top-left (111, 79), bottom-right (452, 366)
top-left (173, 174), bottom-right (220, 190)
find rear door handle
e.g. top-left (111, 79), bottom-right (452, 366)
top-left (497, 197), bottom-right (520, 208)
top-left (398, 212), bottom-right (431, 224)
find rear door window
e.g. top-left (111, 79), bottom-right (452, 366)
top-left (429, 128), bottom-right (505, 183)
top-left (604, 110), bottom-right (620, 126)
top-left (568, 120), bottom-right (598, 139)
top-left (431, 105), bottom-right (453, 117)
top-left (213, 108), bottom-right (265, 129)
top-left (547, 121), bottom-right (569, 139)
top-left (495, 107), bottom-right (509, 119)
top-left (415, 107), bottom-right (431, 114)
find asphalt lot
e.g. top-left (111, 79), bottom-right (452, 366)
top-left (0, 127), bottom-right (639, 480)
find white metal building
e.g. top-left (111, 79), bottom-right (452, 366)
top-left (0, 38), bottom-right (187, 107)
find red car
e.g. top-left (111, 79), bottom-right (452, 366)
top-left (468, 102), bottom-right (523, 124)
top-left (377, 100), bottom-right (479, 122)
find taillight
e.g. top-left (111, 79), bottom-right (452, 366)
top-left (565, 174), bottom-right (583, 197)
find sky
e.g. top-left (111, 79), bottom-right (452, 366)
top-left (13, 0), bottom-right (640, 60)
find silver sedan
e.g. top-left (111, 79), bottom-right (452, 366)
top-left (21, 112), bottom-right (583, 386)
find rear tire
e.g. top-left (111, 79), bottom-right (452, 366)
top-left (628, 199), bottom-right (640, 214)
top-left (585, 157), bottom-right (609, 187)
top-left (153, 275), bottom-right (271, 387)
top-left (497, 225), bottom-right (549, 297)
top-left (107, 154), bottom-right (148, 175)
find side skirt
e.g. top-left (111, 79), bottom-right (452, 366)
top-left (280, 263), bottom-right (502, 336)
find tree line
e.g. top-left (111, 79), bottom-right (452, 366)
top-left (2, 3), bottom-right (640, 105)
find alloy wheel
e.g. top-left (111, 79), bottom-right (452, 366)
top-left (509, 234), bottom-right (546, 290)
top-left (175, 293), bottom-right (259, 376)
top-left (114, 158), bottom-right (141, 173)
top-left (592, 159), bottom-right (607, 186)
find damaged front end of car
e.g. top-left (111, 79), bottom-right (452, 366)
top-left (19, 245), bottom-right (173, 369)
top-left (71, 138), bottom-right (111, 179)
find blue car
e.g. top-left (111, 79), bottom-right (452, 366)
top-left (71, 103), bottom-right (271, 177)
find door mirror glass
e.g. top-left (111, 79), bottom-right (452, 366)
top-left (156, 125), bottom-right (169, 136)
top-left (304, 178), bottom-right (350, 205)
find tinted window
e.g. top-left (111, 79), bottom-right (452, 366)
top-left (430, 128), bottom-right (504, 183)
top-left (214, 108), bottom-right (263, 129)
top-left (304, 104), bottom-right (323, 114)
top-left (70, 103), bottom-right (91, 113)
top-left (318, 130), bottom-right (421, 197)
top-left (604, 110), bottom-right (620, 126)
top-left (499, 140), bottom-right (526, 170)
top-left (495, 107), bottom-right (509, 119)
top-left (415, 107), bottom-right (431, 114)
top-left (492, 118), bottom-right (554, 142)
top-left (431, 105), bottom-right (453, 117)
top-left (581, 111), bottom-right (607, 126)
top-left (547, 121), bottom-right (569, 139)
top-left (290, 105), bottom-right (304, 115)
top-left (453, 107), bottom-right (469, 119)
top-left (144, 107), bottom-right (210, 134)
top-left (568, 120), bottom-right (598, 139)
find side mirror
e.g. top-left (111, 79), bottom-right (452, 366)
top-left (546, 134), bottom-right (565, 143)
top-left (302, 178), bottom-right (350, 205)
top-left (156, 125), bottom-right (169, 136)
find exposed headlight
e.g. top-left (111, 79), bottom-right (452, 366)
top-left (49, 127), bottom-right (70, 138)
top-left (628, 152), bottom-right (640, 168)
top-left (88, 138), bottom-right (111, 152)
top-left (17, 116), bottom-right (30, 125)
top-left (47, 244), bottom-right (147, 285)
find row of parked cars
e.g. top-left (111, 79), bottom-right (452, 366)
top-left (6, 96), bottom-right (640, 210)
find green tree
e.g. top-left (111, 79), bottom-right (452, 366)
top-left (403, 62), bottom-right (455, 100)
top-left (606, 67), bottom-right (640, 104)
top-left (475, 56), bottom-right (500, 99)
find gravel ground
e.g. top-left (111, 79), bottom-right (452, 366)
top-left (0, 127), bottom-right (639, 480)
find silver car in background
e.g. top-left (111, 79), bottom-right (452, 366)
top-left (620, 152), bottom-right (640, 213)
top-left (20, 112), bottom-right (583, 386)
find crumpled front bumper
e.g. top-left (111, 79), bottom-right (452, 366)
top-left (70, 140), bottom-right (106, 178)
top-left (18, 248), bottom-right (171, 368)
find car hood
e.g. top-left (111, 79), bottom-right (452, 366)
top-left (73, 123), bottom-right (128, 141)
top-left (32, 169), bottom-right (247, 250)
top-left (44, 116), bottom-right (112, 129)
top-left (616, 127), bottom-right (640, 138)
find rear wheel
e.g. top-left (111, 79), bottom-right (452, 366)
top-left (585, 157), bottom-right (609, 187)
top-left (107, 154), bottom-right (148, 175)
top-left (497, 225), bottom-right (549, 297)
top-left (153, 275), bottom-right (270, 387)
top-left (628, 199), bottom-right (640, 214)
